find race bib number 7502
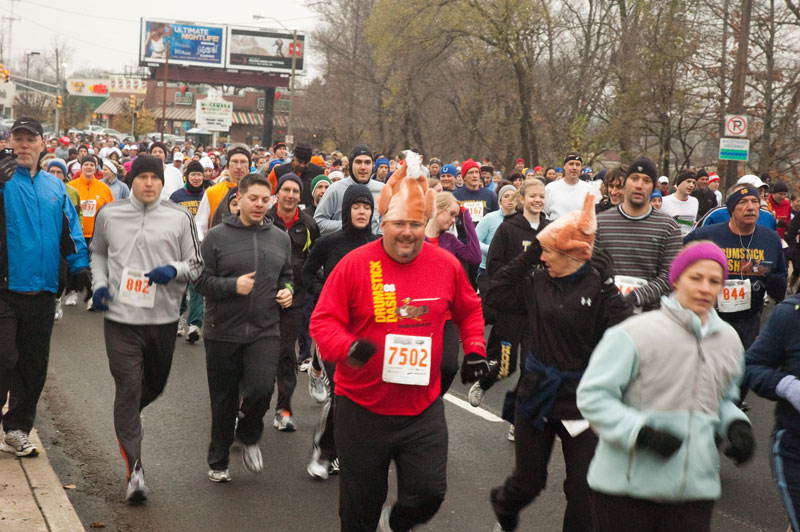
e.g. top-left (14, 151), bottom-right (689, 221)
top-left (382, 334), bottom-right (432, 386)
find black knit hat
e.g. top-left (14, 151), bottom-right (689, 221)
top-left (695, 168), bottom-right (709, 179)
top-left (149, 142), bottom-right (169, 157)
top-left (227, 145), bottom-right (251, 165)
top-left (625, 156), bottom-right (658, 183)
top-left (293, 143), bottom-right (312, 163)
top-left (185, 161), bottom-right (204, 176)
top-left (276, 172), bottom-right (303, 194)
top-left (80, 155), bottom-right (97, 166)
top-left (349, 145), bottom-right (373, 178)
top-left (676, 170), bottom-right (697, 186)
top-left (129, 155), bottom-right (164, 183)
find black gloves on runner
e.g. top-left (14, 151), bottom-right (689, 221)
top-left (72, 268), bottom-right (93, 301)
top-left (461, 353), bottom-right (490, 384)
top-left (724, 420), bottom-right (755, 465)
top-left (0, 152), bottom-right (17, 184)
top-left (636, 426), bottom-right (683, 458)
top-left (590, 248), bottom-right (616, 283)
top-left (345, 339), bottom-right (377, 368)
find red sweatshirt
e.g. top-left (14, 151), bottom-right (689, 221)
top-left (310, 239), bottom-right (485, 415)
top-left (769, 195), bottom-right (791, 239)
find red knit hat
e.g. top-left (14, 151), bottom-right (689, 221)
top-left (460, 159), bottom-right (480, 178)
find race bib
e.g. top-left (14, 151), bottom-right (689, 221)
top-left (615, 275), bottom-right (647, 297)
top-left (81, 199), bottom-right (97, 218)
top-left (675, 215), bottom-right (695, 237)
top-left (717, 279), bottom-right (751, 313)
top-left (382, 334), bottom-right (432, 386)
top-left (117, 267), bottom-right (157, 309)
top-left (463, 201), bottom-right (484, 222)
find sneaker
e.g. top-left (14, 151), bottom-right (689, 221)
top-left (238, 440), bottom-right (263, 473)
top-left (86, 298), bottom-right (94, 311)
top-left (378, 505), bottom-right (394, 532)
top-left (176, 318), bottom-right (187, 337)
top-left (54, 298), bottom-right (63, 321)
top-left (328, 457), bottom-right (340, 475)
top-left (298, 358), bottom-right (311, 372)
top-left (125, 460), bottom-right (148, 503)
top-left (186, 324), bottom-right (200, 344)
top-left (468, 381), bottom-right (485, 407)
top-left (307, 448), bottom-right (330, 480)
top-left (208, 469), bottom-right (232, 482)
top-left (64, 291), bottom-right (78, 306)
top-left (273, 410), bottom-right (296, 432)
top-left (507, 425), bottom-right (515, 442)
top-left (308, 367), bottom-right (329, 404)
top-left (1, 429), bottom-right (39, 457)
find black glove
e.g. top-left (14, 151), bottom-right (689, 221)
top-left (71, 268), bottom-right (93, 301)
top-left (636, 426), bottom-right (683, 458)
top-left (461, 352), bottom-right (490, 384)
top-left (591, 248), bottom-right (615, 282)
top-left (345, 339), bottom-right (377, 368)
top-left (724, 420), bottom-right (755, 465)
top-left (521, 238), bottom-right (543, 266)
top-left (0, 151), bottom-right (17, 184)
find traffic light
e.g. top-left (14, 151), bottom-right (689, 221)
top-left (56, 95), bottom-right (62, 108)
top-left (129, 94), bottom-right (136, 109)
top-left (3, 69), bottom-right (10, 83)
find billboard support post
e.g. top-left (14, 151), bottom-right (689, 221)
top-left (161, 42), bottom-right (169, 142)
top-left (262, 87), bottom-right (274, 147)
top-left (287, 30), bottom-right (296, 146)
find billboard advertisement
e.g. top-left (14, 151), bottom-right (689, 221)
top-left (227, 27), bottom-right (305, 73)
top-left (140, 19), bottom-right (226, 68)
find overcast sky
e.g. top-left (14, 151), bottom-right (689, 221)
top-left (0, 0), bottom-right (320, 78)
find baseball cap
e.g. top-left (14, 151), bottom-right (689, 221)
top-left (173, 152), bottom-right (184, 161)
top-left (11, 117), bottom-right (43, 136)
top-left (658, 176), bottom-right (669, 184)
top-left (738, 174), bottom-right (768, 189)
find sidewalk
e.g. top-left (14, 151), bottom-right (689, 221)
top-left (0, 428), bottom-right (85, 532)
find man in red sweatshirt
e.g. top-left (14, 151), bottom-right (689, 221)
top-left (768, 180), bottom-right (792, 240)
top-left (310, 154), bottom-right (488, 532)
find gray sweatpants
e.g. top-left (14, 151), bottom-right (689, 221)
top-left (104, 319), bottom-right (178, 479)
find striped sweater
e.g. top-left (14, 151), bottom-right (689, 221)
top-left (595, 205), bottom-right (682, 309)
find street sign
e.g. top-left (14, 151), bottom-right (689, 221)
top-left (196, 98), bottom-right (232, 131)
top-left (719, 138), bottom-right (749, 161)
top-left (725, 114), bottom-right (748, 137)
top-left (285, 135), bottom-right (294, 145)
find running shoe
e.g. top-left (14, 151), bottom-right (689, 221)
top-left (273, 410), bottom-right (296, 432)
top-left (54, 298), bottom-right (63, 321)
top-left (208, 469), bottom-right (231, 482)
top-left (1, 429), bottom-right (39, 457)
top-left (307, 448), bottom-right (330, 480)
top-left (507, 425), bottom-right (515, 442)
top-left (86, 299), bottom-right (94, 311)
top-left (64, 291), bottom-right (78, 306)
top-left (186, 325), bottom-right (200, 344)
top-left (328, 457), bottom-right (340, 475)
top-left (125, 460), bottom-right (148, 503)
top-left (176, 318), bottom-right (187, 337)
top-left (298, 358), bottom-right (312, 372)
top-left (238, 440), bottom-right (263, 473)
top-left (468, 381), bottom-right (485, 407)
top-left (378, 505), bottom-right (394, 532)
top-left (308, 367), bottom-right (329, 404)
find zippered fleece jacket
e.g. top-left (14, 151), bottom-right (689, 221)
top-left (90, 196), bottom-right (203, 325)
top-left (577, 297), bottom-right (749, 501)
top-left (194, 214), bottom-right (293, 342)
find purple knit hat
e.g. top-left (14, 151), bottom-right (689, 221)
top-left (669, 242), bottom-right (728, 286)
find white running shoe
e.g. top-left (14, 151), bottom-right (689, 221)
top-left (273, 410), bottom-right (296, 432)
top-left (125, 461), bottom-right (148, 503)
top-left (468, 381), bottom-right (485, 407)
top-left (208, 469), bottom-right (232, 482)
top-left (307, 448), bottom-right (330, 480)
top-left (1, 429), bottom-right (39, 457)
top-left (176, 318), bottom-right (187, 337)
top-left (64, 291), bottom-right (78, 306)
top-left (186, 325), bottom-right (200, 344)
top-left (54, 298), bottom-right (63, 321)
top-left (86, 299), bottom-right (94, 311)
top-left (298, 358), bottom-right (311, 372)
top-left (308, 367), bottom-right (329, 404)
top-left (239, 440), bottom-right (263, 473)
top-left (507, 425), bottom-right (515, 442)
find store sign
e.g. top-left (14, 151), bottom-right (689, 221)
top-left (196, 98), bottom-right (232, 131)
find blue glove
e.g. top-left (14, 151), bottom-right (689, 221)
top-left (776, 375), bottom-right (800, 412)
top-left (145, 265), bottom-right (177, 285)
top-left (92, 287), bottom-right (112, 311)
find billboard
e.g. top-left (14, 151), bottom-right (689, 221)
top-left (227, 27), bottom-right (305, 73)
top-left (140, 19), bottom-right (226, 68)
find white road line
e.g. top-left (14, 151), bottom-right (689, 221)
top-left (444, 393), bottom-right (504, 423)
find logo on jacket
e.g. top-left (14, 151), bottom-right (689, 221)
top-left (581, 297), bottom-right (592, 307)
top-left (397, 297), bottom-right (431, 321)
top-left (370, 261), bottom-right (397, 323)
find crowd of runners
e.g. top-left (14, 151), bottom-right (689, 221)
top-left (2, 116), bottom-right (800, 531)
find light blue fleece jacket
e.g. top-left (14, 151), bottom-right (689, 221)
top-left (475, 210), bottom-right (505, 270)
top-left (577, 296), bottom-right (749, 502)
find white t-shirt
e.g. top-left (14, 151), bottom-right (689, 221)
top-left (544, 179), bottom-right (597, 220)
top-left (660, 194), bottom-right (699, 235)
top-left (161, 164), bottom-right (184, 199)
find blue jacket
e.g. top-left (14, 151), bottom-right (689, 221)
top-left (695, 205), bottom-right (777, 231)
top-left (0, 166), bottom-right (89, 293)
top-left (745, 295), bottom-right (800, 436)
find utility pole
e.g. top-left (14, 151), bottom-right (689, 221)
top-left (54, 48), bottom-right (60, 135)
top-left (160, 42), bottom-right (170, 142)
top-left (724, 0), bottom-right (753, 190)
top-left (6, 0), bottom-right (20, 66)
top-left (287, 30), bottom-right (297, 147)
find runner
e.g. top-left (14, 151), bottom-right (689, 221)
top-left (594, 157), bottom-right (682, 311)
top-left (486, 193), bottom-right (631, 532)
top-left (768, 180), bottom-right (791, 240)
top-left (267, 142), bottom-right (325, 208)
top-left (695, 181), bottom-right (778, 231)
top-left (148, 142), bottom-right (184, 199)
top-left (267, 173), bottom-right (320, 431)
top-left (194, 173), bottom-right (293, 484)
top-left (195, 145), bottom-right (251, 239)
top-left (692, 169), bottom-right (718, 219)
top-left (709, 173), bottom-right (723, 205)
top-left (302, 184), bottom-right (376, 480)
top-left (89, 154), bottom-right (202, 502)
top-left (453, 158), bottom-right (499, 223)
top-left (439, 164), bottom-right (457, 192)
top-left (544, 152), bottom-right (596, 220)
top-left (310, 158), bottom-right (488, 531)
top-left (102, 159), bottom-right (130, 200)
top-left (594, 166), bottom-right (626, 213)
top-left (579, 242), bottom-right (753, 532)
top-left (0, 117), bottom-right (90, 458)
top-left (660, 170), bottom-right (698, 236)
top-left (305, 174), bottom-right (331, 217)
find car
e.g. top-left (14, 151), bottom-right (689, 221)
top-left (0, 118), bottom-right (15, 131)
top-left (102, 128), bottom-right (123, 138)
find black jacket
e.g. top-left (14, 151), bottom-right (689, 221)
top-left (267, 205), bottom-right (320, 307)
top-left (194, 214), bottom-right (293, 342)
top-left (301, 184), bottom-right (376, 297)
top-left (692, 188), bottom-right (718, 220)
top-left (486, 213), bottom-right (549, 276)
top-left (274, 161), bottom-right (326, 208)
top-left (487, 243), bottom-right (632, 418)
